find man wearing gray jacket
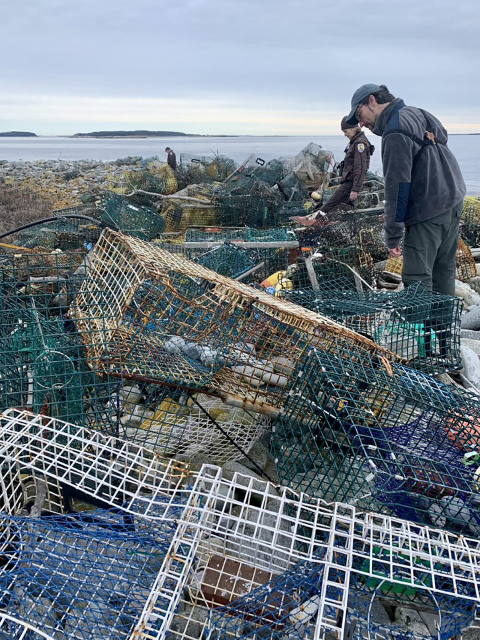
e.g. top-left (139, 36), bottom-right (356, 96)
top-left (345, 84), bottom-right (466, 296)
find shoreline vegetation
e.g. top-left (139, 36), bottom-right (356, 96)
top-left (71, 130), bottom-right (237, 139)
top-left (0, 131), bottom-right (37, 137)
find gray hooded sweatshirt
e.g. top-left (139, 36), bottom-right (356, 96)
top-left (373, 98), bottom-right (466, 249)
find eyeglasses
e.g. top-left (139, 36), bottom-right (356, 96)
top-left (355, 103), bottom-right (365, 122)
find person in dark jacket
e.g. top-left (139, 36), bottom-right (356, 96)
top-left (345, 84), bottom-right (466, 296)
top-left (292, 116), bottom-right (373, 225)
top-left (165, 147), bottom-right (177, 170)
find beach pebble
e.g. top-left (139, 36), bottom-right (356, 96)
top-left (429, 502), bottom-right (446, 528)
top-left (289, 594), bottom-right (320, 626)
top-left (164, 336), bottom-right (187, 355)
top-left (262, 371), bottom-right (288, 387)
top-left (197, 345), bottom-right (218, 366)
top-left (438, 496), bottom-right (473, 527)
top-left (181, 342), bottom-right (201, 360)
top-left (270, 355), bottom-right (295, 376)
top-left (461, 338), bottom-right (480, 358)
top-left (231, 365), bottom-right (264, 386)
top-left (461, 344), bottom-right (480, 388)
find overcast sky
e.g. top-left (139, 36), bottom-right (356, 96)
top-left (1, 0), bottom-right (479, 135)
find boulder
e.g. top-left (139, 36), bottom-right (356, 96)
top-left (460, 344), bottom-right (480, 388)
top-left (461, 305), bottom-right (480, 330)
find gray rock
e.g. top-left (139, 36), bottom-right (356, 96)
top-left (462, 338), bottom-right (480, 357)
top-left (222, 460), bottom-right (278, 495)
top-left (461, 344), bottom-right (480, 388)
top-left (455, 280), bottom-right (480, 307)
top-left (461, 305), bottom-right (480, 330)
top-left (236, 439), bottom-right (279, 484)
top-left (394, 607), bottom-right (431, 637)
top-left (461, 329), bottom-right (480, 340)
top-left (169, 601), bottom-right (209, 639)
top-left (462, 625), bottom-right (480, 639)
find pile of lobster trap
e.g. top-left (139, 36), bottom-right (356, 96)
top-left (0, 144), bottom-right (480, 639)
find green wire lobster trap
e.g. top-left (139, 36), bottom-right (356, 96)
top-left (271, 343), bottom-right (480, 536)
top-left (71, 229), bottom-right (386, 416)
top-left (280, 282), bottom-right (462, 374)
top-left (193, 243), bottom-right (256, 279)
top-left (99, 192), bottom-right (165, 241)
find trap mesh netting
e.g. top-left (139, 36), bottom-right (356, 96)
top-left (193, 243), bottom-right (255, 279)
top-left (99, 192), bottom-right (165, 240)
top-left (271, 342), bottom-right (480, 536)
top-left (280, 281), bottom-right (462, 374)
top-left (461, 196), bottom-right (480, 247)
top-left (71, 228), bottom-right (385, 415)
top-left (1, 413), bottom-right (479, 640)
top-left (0, 509), bottom-right (178, 640)
top-left (299, 206), bottom-right (387, 261)
top-left (12, 209), bottom-right (100, 252)
top-left (0, 250), bottom-right (269, 465)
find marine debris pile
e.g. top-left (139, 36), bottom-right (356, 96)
top-left (0, 144), bottom-right (480, 639)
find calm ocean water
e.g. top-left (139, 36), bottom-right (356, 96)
top-left (0, 134), bottom-right (478, 194)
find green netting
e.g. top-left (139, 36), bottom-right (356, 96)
top-left (11, 208), bottom-right (100, 252)
top-left (280, 282), bottom-right (462, 374)
top-left (271, 343), bottom-right (480, 535)
top-left (184, 226), bottom-right (297, 243)
top-left (194, 243), bottom-right (255, 279)
top-left (99, 192), bottom-right (165, 240)
top-left (0, 251), bottom-right (116, 429)
top-left (211, 181), bottom-right (284, 228)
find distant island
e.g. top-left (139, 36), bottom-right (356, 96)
top-left (74, 130), bottom-right (194, 139)
top-left (0, 131), bottom-right (37, 137)
top-left (72, 130), bottom-right (235, 139)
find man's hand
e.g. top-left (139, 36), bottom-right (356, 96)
top-left (349, 191), bottom-right (358, 202)
top-left (388, 246), bottom-right (402, 257)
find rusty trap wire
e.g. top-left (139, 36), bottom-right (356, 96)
top-left (71, 229), bottom-right (389, 416)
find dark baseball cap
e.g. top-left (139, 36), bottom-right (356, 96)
top-left (346, 83), bottom-right (382, 126)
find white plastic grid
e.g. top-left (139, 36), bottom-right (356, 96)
top-left (1, 410), bottom-right (480, 639)
top-left (0, 612), bottom-right (55, 639)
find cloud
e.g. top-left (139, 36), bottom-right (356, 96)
top-left (1, 0), bottom-right (479, 133)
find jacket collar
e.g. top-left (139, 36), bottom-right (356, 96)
top-left (373, 98), bottom-right (405, 136)
top-left (349, 130), bottom-right (364, 145)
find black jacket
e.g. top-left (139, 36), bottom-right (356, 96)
top-left (373, 98), bottom-right (466, 249)
top-left (167, 150), bottom-right (177, 170)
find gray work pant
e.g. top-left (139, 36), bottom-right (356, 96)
top-left (402, 200), bottom-right (463, 296)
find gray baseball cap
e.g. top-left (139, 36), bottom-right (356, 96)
top-left (346, 83), bottom-right (382, 126)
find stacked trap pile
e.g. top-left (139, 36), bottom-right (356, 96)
top-left (99, 191), bottom-right (166, 240)
top-left (271, 342), bottom-right (480, 537)
top-left (0, 248), bottom-right (269, 466)
top-left (461, 196), bottom-right (480, 247)
top-left (0, 411), bottom-right (478, 640)
top-left (178, 154), bottom-right (237, 186)
top-left (71, 228), bottom-right (385, 416)
top-left (280, 279), bottom-right (463, 374)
